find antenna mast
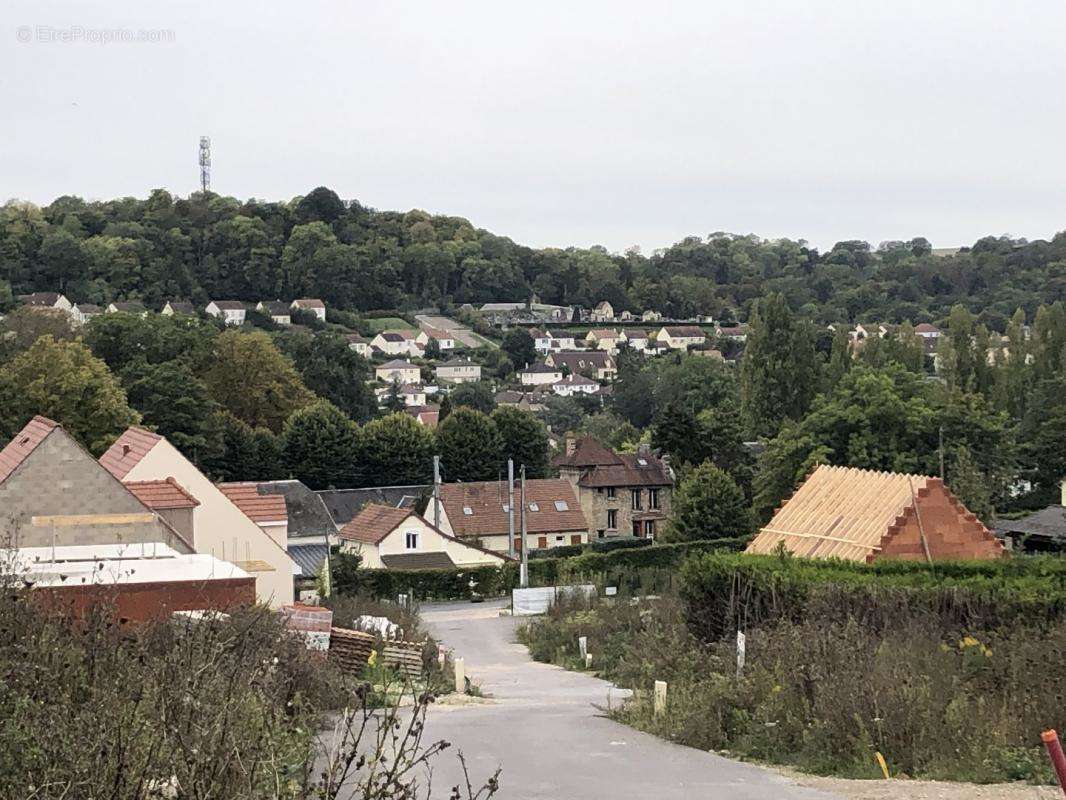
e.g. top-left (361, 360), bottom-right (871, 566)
top-left (198, 136), bottom-right (211, 192)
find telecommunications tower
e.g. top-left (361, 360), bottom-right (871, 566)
top-left (198, 136), bottom-right (211, 192)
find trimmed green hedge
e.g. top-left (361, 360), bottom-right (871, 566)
top-left (679, 552), bottom-right (1066, 642)
top-left (332, 537), bottom-right (751, 601)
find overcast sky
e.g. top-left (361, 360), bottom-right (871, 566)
top-left (4, 0), bottom-right (1066, 253)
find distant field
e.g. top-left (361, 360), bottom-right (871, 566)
top-left (363, 317), bottom-right (411, 333)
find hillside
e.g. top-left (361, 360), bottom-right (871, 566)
top-left (2, 187), bottom-right (1064, 329)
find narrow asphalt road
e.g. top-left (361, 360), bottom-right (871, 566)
top-left (419, 599), bottom-right (840, 800)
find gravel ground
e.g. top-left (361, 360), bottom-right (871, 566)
top-left (774, 767), bottom-right (1061, 800)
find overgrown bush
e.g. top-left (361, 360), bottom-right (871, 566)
top-left (680, 552), bottom-right (1066, 641)
top-left (0, 590), bottom-right (499, 799)
top-left (520, 594), bottom-right (1065, 784)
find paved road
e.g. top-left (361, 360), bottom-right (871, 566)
top-left (419, 599), bottom-right (840, 800)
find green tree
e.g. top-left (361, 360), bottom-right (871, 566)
top-left (361, 412), bottom-right (436, 486)
top-left (199, 413), bottom-right (283, 482)
top-left (0, 307), bottom-right (74, 360)
top-left (200, 330), bottom-right (315, 432)
top-left (448, 381), bottom-right (497, 414)
top-left (948, 444), bottom-right (994, 526)
top-left (740, 293), bottom-right (818, 437)
top-left (276, 331), bottom-right (377, 422)
top-left (663, 461), bottom-right (754, 542)
top-left (491, 406), bottom-right (550, 478)
top-left (438, 407), bottom-right (503, 482)
top-left (501, 328), bottom-right (536, 369)
top-left (0, 336), bottom-right (139, 453)
top-left (121, 359), bottom-right (222, 464)
top-left (281, 401), bottom-right (362, 489)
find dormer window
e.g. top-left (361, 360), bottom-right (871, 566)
top-left (528, 502), bottom-right (539, 512)
top-left (554, 500), bottom-right (569, 511)
top-left (463, 506), bottom-right (473, 515)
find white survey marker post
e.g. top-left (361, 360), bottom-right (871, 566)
top-left (654, 680), bottom-right (667, 715)
top-left (578, 636), bottom-right (588, 660)
top-left (454, 656), bottom-right (466, 694)
top-left (736, 631), bottom-right (746, 679)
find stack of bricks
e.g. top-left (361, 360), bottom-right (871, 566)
top-left (382, 641), bottom-right (425, 679)
top-left (278, 603), bottom-right (334, 651)
top-left (329, 627), bottom-right (376, 673)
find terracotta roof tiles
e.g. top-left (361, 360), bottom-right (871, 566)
top-left (338, 503), bottom-right (414, 544)
top-left (217, 482), bottom-right (289, 524)
top-left (125, 478), bottom-right (200, 510)
top-left (0, 415), bottom-right (60, 485)
top-left (98, 427), bottom-right (162, 479)
top-left (439, 479), bottom-right (586, 537)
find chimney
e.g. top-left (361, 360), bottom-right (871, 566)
top-left (565, 435), bottom-right (577, 457)
top-left (637, 442), bottom-right (651, 457)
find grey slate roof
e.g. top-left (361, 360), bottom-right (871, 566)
top-left (257, 480), bottom-right (336, 537)
top-left (288, 543), bottom-right (329, 577)
top-left (317, 485), bottom-right (431, 526)
top-left (380, 552), bottom-right (456, 570)
top-left (997, 505), bottom-right (1066, 543)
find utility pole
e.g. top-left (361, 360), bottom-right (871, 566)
top-left (520, 464), bottom-right (529, 588)
top-left (433, 455), bottom-right (441, 530)
top-left (938, 425), bottom-right (945, 480)
top-left (507, 459), bottom-right (515, 558)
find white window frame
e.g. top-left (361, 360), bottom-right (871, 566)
top-left (405, 530), bottom-right (419, 550)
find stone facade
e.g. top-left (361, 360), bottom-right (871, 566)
top-left (0, 427), bottom-right (190, 552)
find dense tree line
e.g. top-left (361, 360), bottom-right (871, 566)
top-left (0, 310), bottom-right (550, 489)
top-left (4, 189), bottom-right (1066, 324)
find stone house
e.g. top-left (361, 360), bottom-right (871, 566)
top-left (554, 436), bottom-right (674, 540)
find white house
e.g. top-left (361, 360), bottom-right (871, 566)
top-left (371, 330), bottom-right (425, 357)
top-left (107, 301), bottom-right (148, 316)
top-left (206, 301), bottom-right (247, 326)
top-left (657, 325), bottom-right (707, 350)
top-left (291, 298), bottom-right (327, 321)
top-left (544, 351), bottom-right (617, 381)
top-left (547, 330), bottom-right (577, 350)
top-left (256, 300), bottom-right (292, 325)
top-left (418, 329), bottom-right (456, 351)
top-left (18, 292), bottom-right (72, 314)
top-left (338, 504), bottom-right (509, 569)
top-left (99, 427), bottom-right (297, 608)
top-left (71, 303), bottom-right (103, 326)
top-left (641, 310), bottom-right (663, 323)
top-left (375, 359), bottom-right (421, 385)
top-left (915, 323), bottom-right (941, 340)
top-left (161, 301), bottom-right (196, 317)
top-left (344, 333), bottom-right (371, 357)
top-left (435, 358), bottom-right (481, 384)
top-left (714, 324), bottom-right (748, 342)
top-left (552, 373), bottom-right (601, 397)
top-left (621, 328), bottom-right (650, 351)
top-left (530, 328), bottom-right (553, 354)
top-left (585, 329), bottom-right (621, 353)
top-left (590, 301), bottom-right (615, 322)
top-left (520, 362), bottom-right (563, 386)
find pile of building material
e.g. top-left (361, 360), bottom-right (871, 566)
top-left (278, 603), bottom-right (333, 651)
top-left (329, 627), bottom-right (376, 673)
top-left (382, 641), bottom-right (424, 679)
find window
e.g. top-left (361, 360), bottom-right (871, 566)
top-left (528, 502), bottom-right (540, 512)
top-left (554, 500), bottom-right (569, 511)
top-left (462, 506), bottom-right (473, 515)
top-left (637, 458), bottom-right (648, 466)
top-left (644, 520), bottom-right (656, 539)
top-left (502, 503), bottom-right (510, 512)
top-left (631, 489), bottom-right (642, 510)
top-left (405, 531), bottom-right (419, 549)
top-left (606, 486), bottom-right (616, 499)
top-left (555, 535), bottom-right (564, 543)
top-left (597, 529), bottom-right (605, 539)
top-left (607, 509), bottom-right (618, 529)
top-left (649, 488), bottom-right (660, 510)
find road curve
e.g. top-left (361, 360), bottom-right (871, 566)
top-left (419, 599), bottom-right (840, 800)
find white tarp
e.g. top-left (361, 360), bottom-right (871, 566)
top-left (512, 584), bottom-right (596, 616)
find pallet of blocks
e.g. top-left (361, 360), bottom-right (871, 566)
top-left (382, 641), bottom-right (424, 679)
top-left (329, 627), bottom-right (375, 673)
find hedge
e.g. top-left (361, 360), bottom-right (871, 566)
top-left (678, 552), bottom-right (1066, 642)
top-left (529, 537), bottom-right (654, 561)
top-left (332, 537), bottom-right (752, 602)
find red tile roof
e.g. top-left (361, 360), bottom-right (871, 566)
top-left (439, 479), bottom-right (586, 537)
top-left (98, 427), bottom-right (162, 479)
top-left (338, 503), bottom-right (415, 544)
top-left (124, 478), bottom-right (200, 510)
top-left (553, 436), bottom-right (622, 468)
top-left (0, 415), bottom-right (60, 485)
top-left (217, 482), bottom-right (288, 524)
